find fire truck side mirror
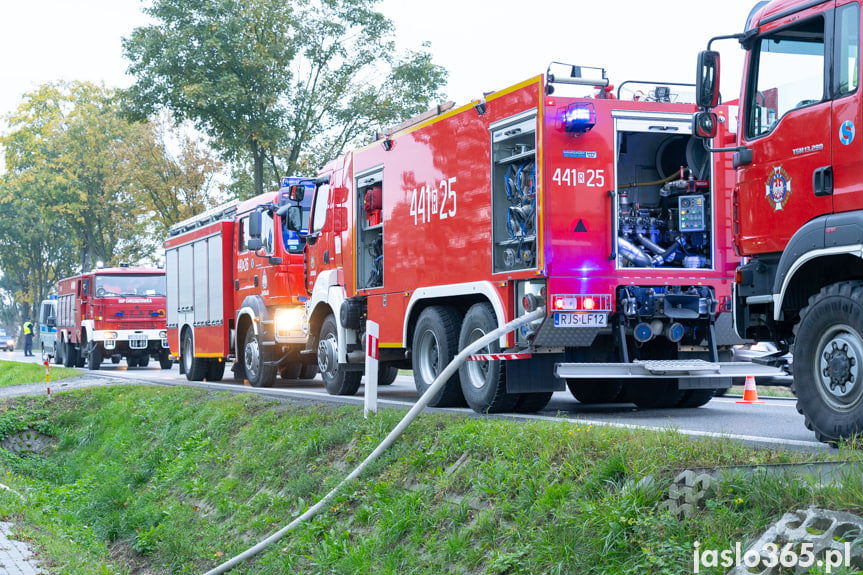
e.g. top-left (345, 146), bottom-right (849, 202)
top-left (288, 184), bottom-right (305, 202)
top-left (248, 209), bottom-right (262, 239)
top-left (692, 111), bottom-right (718, 139)
top-left (247, 237), bottom-right (263, 251)
top-left (46, 316), bottom-right (56, 328)
top-left (696, 50), bottom-right (721, 109)
top-left (82, 278), bottom-right (90, 296)
top-left (284, 205), bottom-right (303, 232)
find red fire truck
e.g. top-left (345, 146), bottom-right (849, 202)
top-left (286, 64), bottom-right (759, 414)
top-left (164, 179), bottom-right (318, 385)
top-left (53, 265), bottom-right (170, 369)
top-left (694, 0), bottom-right (863, 443)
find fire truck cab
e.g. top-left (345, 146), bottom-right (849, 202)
top-left (164, 178), bottom-right (316, 386)
top-left (289, 66), bottom-right (761, 414)
top-left (54, 265), bottom-right (170, 369)
top-left (694, 0), bottom-right (863, 443)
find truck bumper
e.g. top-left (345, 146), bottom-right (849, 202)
top-left (555, 360), bottom-right (783, 389)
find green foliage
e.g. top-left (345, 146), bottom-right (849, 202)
top-left (0, 360), bottom-right (80, 388)
top-left (0, 387), bottom-right (861, 574)
top-left (123, 0), bottom-right (448, 196)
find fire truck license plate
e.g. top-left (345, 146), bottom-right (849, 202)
top-left (129, 334), bottom-right (148, 349)
top-left (554, 313), bottom-right (607, 328)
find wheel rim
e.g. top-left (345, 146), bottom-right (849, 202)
top-left (465, 327), bottom-right (490, 390)
top-left (183, 335), bottom-right (193, 373)
top-left (317, 333), bottom-right (338, 379)
top-left (814, 324), bottom-right (863, 411)
top-left (244, 333), bottom-right (260, 381)
top-left (417, 329), bottom-right (441, 384)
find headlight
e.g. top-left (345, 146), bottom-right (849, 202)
top-left (159, 331), bottom-right (167, 338)
top-left (274, 307), bottom-right (304, 338)
top-left (103, 331), bottom-right (118, 340)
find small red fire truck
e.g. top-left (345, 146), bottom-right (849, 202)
top-left (164, 179), bottom-right (317, 386)
top-left (53, 265), bottom-right (170, 369)
top-left (287, 65), bottom-right (760, 414)
top-left (694, 0), bottom-right (863, 443)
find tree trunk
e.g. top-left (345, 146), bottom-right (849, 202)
top-left (252, 138), bottom-right (264, 197)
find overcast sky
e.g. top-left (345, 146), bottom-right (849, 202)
top-left (0, 0), bottom-right (758, 133)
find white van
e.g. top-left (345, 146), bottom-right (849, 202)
top-left (39, 298), bottom-right (58, 363)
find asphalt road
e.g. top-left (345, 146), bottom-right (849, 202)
top-left (2, 348), bottom-right (826, 451)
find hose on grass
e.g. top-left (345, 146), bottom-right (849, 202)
top-left (204, 306), bottom-right (547, 575)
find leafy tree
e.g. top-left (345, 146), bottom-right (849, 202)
top-left (3, 82), bottom-right (149, 270)
top-left (114, 115), bottom-right (225, 238)
top-left (123, 0), bottom-right (448, 197)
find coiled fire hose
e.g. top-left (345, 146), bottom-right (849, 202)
top-left (204, 306), bottom-right (547, 574)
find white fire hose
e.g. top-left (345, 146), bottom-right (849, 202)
top-left (204, 306), bottom-right (546, 575)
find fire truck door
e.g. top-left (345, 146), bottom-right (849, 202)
top-left (736, 9), bottom-right (834, 255)
top-left (831, 2), bottom-right (863, 213)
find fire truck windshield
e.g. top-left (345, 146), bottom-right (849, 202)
top-left (94, 274), bottom-right (167, 297)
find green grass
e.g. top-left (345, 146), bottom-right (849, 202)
top-left (0, 386), bottom-right (861, 574)
top-left (0, 360), bottom-right (81, 388)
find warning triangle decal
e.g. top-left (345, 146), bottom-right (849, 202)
top-left (573, 219), bottom-right (588, 233)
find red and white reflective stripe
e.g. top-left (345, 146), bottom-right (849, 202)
top-left (467, 352), bottom-right (532, 362)
top-left (367, 334), bottom-right (379, 360)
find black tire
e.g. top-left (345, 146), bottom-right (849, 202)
top-left (279, 363), bottom-right (302, 380)
top-left (622, 379), bottom-right (686, 409)
top-left (299, 363), bottom-right (318, 380)
top-left (411, 306), bottom-right (465, 408)
top-left (243, 325), bottom-right (276, 387)
top-left (159, 349), bottom-right (173, 370)
top-left (676, 389), bottom-right (716, 408)
top-left (111, 355), bottom-right (121, 364)
top-left (514, 392), bottom-right (553, 413)
top-left (206, 359), bottom-right (226, 382)
top-left (182, 330), bottom-right (207, 381)
top-left (793, 281), bottom-right (863, 444)
top-left (54, 341), bottom-right (63, 365)
top-left (87, 344), bottom-right (102, 371)
top-left (566, 380), bottom-right (623, 404)
top-left (127, 356), bottom-right (139, 368)
top-left (457, 303), bottom-right (516, 412)
top-left (318, 315), bottom-right (361, 395)
top-left (63, 340), bottom-right (77, 368)
top-left (138, 355), bottom-right (150, 368)
top-left (378, 365), bottom-right (399, 386)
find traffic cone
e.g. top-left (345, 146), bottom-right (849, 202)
top-left (736, 375), bottom-right (765, 404)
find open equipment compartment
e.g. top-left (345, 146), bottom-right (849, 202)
top-left (613, 113), bottom-right (714, 271)
top-left (356, 167), bottom-right (384, 289)
top-left (491, 110), bottom-right (538, 274)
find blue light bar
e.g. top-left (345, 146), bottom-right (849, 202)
top-left (564, 102), bottom-right (596, 134)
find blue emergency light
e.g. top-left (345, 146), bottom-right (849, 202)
top-left (564, 103), bottom-right (596, 134)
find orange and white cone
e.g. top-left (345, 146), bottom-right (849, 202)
top-left (736, 375), bottom-right (765, 404)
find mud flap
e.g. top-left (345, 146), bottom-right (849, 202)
top-left (506, 353), bottom-right (565, 394)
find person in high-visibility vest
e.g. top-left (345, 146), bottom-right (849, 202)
top-left (23, 317), bottom-right (34, 356)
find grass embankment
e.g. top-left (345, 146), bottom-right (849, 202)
top-left (0, 386), bottom-right (861, 574)
top-left (0, 359), bottom-right (80, 388)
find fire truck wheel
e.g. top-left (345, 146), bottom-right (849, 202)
top-left (566, 380), bottom-right (624, 404)
top-left (457, 303), bottom-right (518, 413)
top-left (87, 344), bottom-right (102, 371)
top-left (514, 392), bottom-right (553, 412)
top-left (111, 355), bottom-right (121, 364)
top-left (378, 365), bottom-right (398, 386)
top-left (279, 363), bottom-right (302, 380)
top-left (138, 355), bottom-right (150, 368)
top-left (318, 315), bottom-right (361, 395)
top-left (412, 306), bottom-right (466, 407)
top-left (243, 325), bottom-right (276, 387)
top-left (299, 363), bottom-right (318, 380)
top-left (63, 340), bottom-right (77, 368)
top-left (793, 281), bottom-right (863, 444)
top-left (159, 349), bottom-right (172, 370)
top-left (182, 330), bottom-right (208, 381)
top-left (206, 359), bottom-right (225, 382)
top-left (128, 356), bottom-right (139, 368)
top-left (676, 389), bottom-right (716, 408)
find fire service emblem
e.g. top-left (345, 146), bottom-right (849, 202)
top-left (765, 166), bottom-right (792, 211)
